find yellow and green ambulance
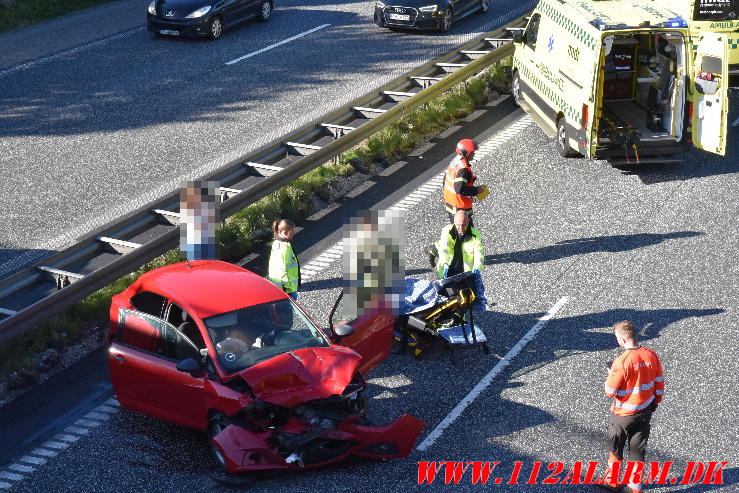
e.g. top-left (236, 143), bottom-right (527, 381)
top-left (511, 0), bottom-right (730, 163)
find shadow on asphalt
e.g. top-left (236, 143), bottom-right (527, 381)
top-left (484, 231), bottom-right (703, 265)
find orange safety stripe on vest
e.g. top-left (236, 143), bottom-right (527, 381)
top-left (604, 347), bottom-right (664, 416)
top-left (443, 155), bottom-right (475, 210)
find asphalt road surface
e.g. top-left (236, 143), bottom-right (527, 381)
top-left (0, 89), bottom-right (736, 491)
top-left (0, 0), bottom-right (536, 278)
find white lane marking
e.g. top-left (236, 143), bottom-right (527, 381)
top-left (74, 418), bottom-right (102, 427)
top-left (416, 296), bottom-right (571, 451)
top-left (64, 426), bottom-right (90, 435)
top-left (30, 448), bottom-right (57, 458)
top-left (0, 481), bottom-right (11, 489)
top-left (84, 411), bottom-right (110, 420)
top-left (0, 26), bottom-right (145, 79)
top-left (733, 117), bottom-right (739, 126)
top-left (41, 441), bottom-right (69, 450)
top-left (0, 471), bottom-right (24, 481)
top-left (55, 434), bottom-right (80, 443)
top-left (96, 405), bottom-right (119, 413)
top-left (9, 464), bottom-right (34, 473)
top-left (226, 24), bottom-right (331, 65)
top-left (105, 398), bottom-right (120, 406)
top-left (18, 456), bottom-right (46, 466)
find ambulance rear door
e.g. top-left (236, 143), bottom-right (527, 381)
top-left (690, 32), bottom-right (729, 155)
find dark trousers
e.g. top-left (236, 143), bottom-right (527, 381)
top-left (607, 410), bottom-right (653, 463)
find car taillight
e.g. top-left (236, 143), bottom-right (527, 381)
top-left (687, 102), bottom-right (693, 120)
top-left (581, 104), bottom-right (589, 129)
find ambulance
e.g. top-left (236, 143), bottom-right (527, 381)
top-left (670, 0), bottom-right (738, 76)
top-left (511, 0), bottom-right (730, 163)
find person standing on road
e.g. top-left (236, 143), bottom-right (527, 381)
top-left (433, 210), bottom-right (484, 279)
top-left (442, 138), bottom-right (490, 226)
top-left (429, 139), bottom-right (489, 268)
top-left (603, 320), bottom-right (664, 493)
top-left (267, 218), bottom-right (300, 301)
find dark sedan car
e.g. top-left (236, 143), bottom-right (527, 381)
top-left (374, 0), bottom-right (489, 32)
top-left (147, 0), bottom-right (273, 39)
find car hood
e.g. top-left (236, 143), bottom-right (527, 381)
top-left (379, 0), bottom-right (438, 8)
top-left (238, 346), bottom-right (362, 407)
top-left (156, 0), bottom-right (210, 14)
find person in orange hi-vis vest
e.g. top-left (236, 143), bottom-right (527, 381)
top-left (602, 320), bottom-right (664, 493)
top-left (442, 139), bottom-right (489, 226)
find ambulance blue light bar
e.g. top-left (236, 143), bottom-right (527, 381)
top-left (658, 16), bottom-right (688, 28)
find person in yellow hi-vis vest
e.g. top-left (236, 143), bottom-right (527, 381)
top-left (434, 210), bottom-right (484, 279)
top-left (267, 218), bottom-right (300, 300)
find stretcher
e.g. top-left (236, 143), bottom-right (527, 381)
top-left (393, 271), bottom-right (489, 359)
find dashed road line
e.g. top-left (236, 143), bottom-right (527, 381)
top-left (84, 411), bottom-right (110, 420)
top-left (226, 24), bottom-right (331, 65)
top-left (0, 471), bottom-right (24, 481)
top-left (74, 418), bottom-right (102, 427)
top-left (41, 441), bottom-right (69, 450)
top-left (30, 448), bottom-right (57, 458)
top-left (17, 456), bottom-right (45, 466)
top-left (0, 27), bottom-right (145, 79)
top-left (64, 426), bottom-right (90, 435)
top-left (8, 464), bottom-right (34, 473)
top-left (416, 296), bottom-right (571, 451)
top-left (55, 434), bottom-right (80, 443)
top-left (0, 481), bottom-right (12, 489)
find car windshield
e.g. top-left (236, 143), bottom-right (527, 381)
top-left (203, 298), bottom-right (329, 372)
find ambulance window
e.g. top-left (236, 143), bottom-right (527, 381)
top-left (701, 55), bottom-right (722, 75)
top-left (525, 14), bottom-right (541, 49)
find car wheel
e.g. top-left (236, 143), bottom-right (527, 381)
top-left (478, 0), bottom-right (489, 13)
top-left (207, 415), bottom-right (230, 471)
top-left (375, 11), bottom-right (386, 28)
top-left (439, 8), bottom-right (452, 33)
top-left (258, 0), bottom-right (272, 21)
top-left (511, 70), bottom-right (522, 106)
top-left (208, 16), bottom-right (223, 40)
top-left (556, 117), bottom-right (577, 158)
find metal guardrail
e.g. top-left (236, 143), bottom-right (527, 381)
top-left (0, 15), bottom-right (528, 345)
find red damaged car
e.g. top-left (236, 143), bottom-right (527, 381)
top-left (107, 260), bottom-right (423, 473)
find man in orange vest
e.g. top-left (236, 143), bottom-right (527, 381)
top-left (443, 138), bottom-right (490, 226)
top-left (603, 320), bottom-right (664, 493)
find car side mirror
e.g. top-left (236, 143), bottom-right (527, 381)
top-left (333, 323), bottom-right (355, 341)
top-left (176, 357), bottom-right (202, 377)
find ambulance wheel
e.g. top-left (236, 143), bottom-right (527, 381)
top-left (511, 70), bottom-right (522, 106)
top-left (556, 117), bottom-right (578, 158)
top-left (477, 0), bottom-right (489, 13)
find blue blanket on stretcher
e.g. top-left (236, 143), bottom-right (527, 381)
top-left (403, 271), bottom-right (488, 315)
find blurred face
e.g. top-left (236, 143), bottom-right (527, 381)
top-left (454, 212), bottom-right (469, 236)
top-left (277, 221), bottom-right (295, 241)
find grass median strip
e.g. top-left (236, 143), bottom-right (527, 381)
top-left (0, 0), bottom-right (117, 34)
top-left (0, 59), bottom-right (513, 393)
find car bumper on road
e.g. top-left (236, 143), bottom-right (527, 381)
top-left (211, 414), bottom-right (425, 473)
top-left (374, 6), bottom-right (440, 30)
top-left (147, 14), bottom-right (210, 37)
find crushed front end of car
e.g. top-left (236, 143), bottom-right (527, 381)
top-left (210, 357), bottom-right (424, 473)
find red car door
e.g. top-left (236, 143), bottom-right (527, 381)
top-left (328, 293), bottom-right (394, 375)
top-left (109, 309), bottom-right (207, 430)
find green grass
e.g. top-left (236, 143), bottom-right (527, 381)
top-left (0, 58), bottom-right (513, 380)
top-left (0, 0), bottom-right (117, 34)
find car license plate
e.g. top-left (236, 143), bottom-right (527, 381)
top-left (160, 29), bottom-right (180, 35)
top-left (387, 13), bottom-right (410, 20)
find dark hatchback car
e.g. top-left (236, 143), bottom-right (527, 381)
top-left (147, 0), bottom-right (273, 39)
top-left (374, 0), bottom-right (489, 32)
